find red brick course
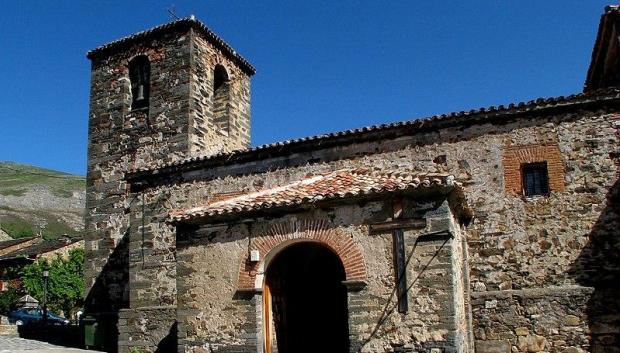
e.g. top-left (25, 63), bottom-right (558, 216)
top-left (503, 144), bottom-right (565, 196)
top-left (237, 219), bottom-right (367, 291)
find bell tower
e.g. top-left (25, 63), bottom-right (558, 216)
top-left (84, 17), bottom-right (255, 351)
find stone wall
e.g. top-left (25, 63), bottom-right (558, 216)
top-left (127, 107), bottom-right (618, 352)
top-left (472, 287), bottom-right (594, 353)
top-left (212, 79), bottom-right (231, 132)
top-left (118, 306), bottom-right (177, 352)
top-left (148, 109), bottom-right (617, 289)
top-left (188, 32), bottom-right (251, 157)
top-left (174, 195), bottom-right (469, 353)
top-left (85, 27), bottom-right (193, 328)
top-left (86, 23), bottom-right (254, 353)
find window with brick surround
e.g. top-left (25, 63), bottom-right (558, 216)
top-left (522, 162), bottom-right (549, 196)
top-left (503, 144), bottom-right (565, 196)
top-left (129, 55), bottom-right (150, 110)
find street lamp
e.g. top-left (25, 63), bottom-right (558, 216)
top-left (42, 265), bottom-right (49, 325)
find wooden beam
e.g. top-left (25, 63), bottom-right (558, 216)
top-left (392, 197), bottom-right (408, 313)
top-left (393, 228), bottom-right (408, 313)
top-left (393, 197), bottom-right (403, 219)
top-left (368, 218), bottom-right (426, 235)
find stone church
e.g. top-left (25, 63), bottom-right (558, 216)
top-left (83, 6), bottom-right (619, 353)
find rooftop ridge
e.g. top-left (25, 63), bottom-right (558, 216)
top-left (86, 16), bottom-right (256, 75)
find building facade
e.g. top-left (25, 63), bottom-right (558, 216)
top-left (84, 8), bottom-right (620, 353)
top-left (0, 236), bottom-right (83, 308)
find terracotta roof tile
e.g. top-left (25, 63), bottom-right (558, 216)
top-left (170, 169), bottom-right (457, 222)
top-left (0, 237), bottom-right (82, 261)
top-left (0, 237), bottom-right (37, 251)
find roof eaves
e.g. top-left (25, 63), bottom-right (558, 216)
top-left (127, 87), bottom-right (620, 183)
top-left (0, 236), bottom-right (38, 250)
top-left (86, 17), bottom-right (256, 76)
top-left (169, 171), bottom-right (458, 223)
top-left (0, 237), bottom-right (82, 260)
top-left (0, 253), bottom-right (35, 262)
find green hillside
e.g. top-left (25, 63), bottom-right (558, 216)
top-left (0, 162), bottom-right (85, 239)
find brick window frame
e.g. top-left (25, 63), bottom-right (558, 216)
top-left (503, 144), bottom-right (565, 196)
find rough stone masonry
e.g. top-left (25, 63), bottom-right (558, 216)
top-left (84, 7), bottom-right (620, 353)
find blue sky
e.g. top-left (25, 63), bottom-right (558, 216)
top-left (0, 1), bottom-right (612, 175)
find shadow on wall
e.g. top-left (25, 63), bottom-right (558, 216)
top-left (359, 232), bottom-right (451, 352)
top-left (83, 230), bottom-right (130, 353)
top-left (569, 177), bottom-right (620, 352)
top-left (154, 322), bottom-right (177, 353)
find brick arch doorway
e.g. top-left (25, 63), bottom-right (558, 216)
top-left (263, 242), bottom-right (350, 353)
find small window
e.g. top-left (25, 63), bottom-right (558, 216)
top-left (213, 64), bottom-right (229, 93)
top-left (213, 65), bottom-right (231, 132)
top-left (129, 56), bottom-right (150, 110)
top-left (522, 162), bottom-right (549, 197)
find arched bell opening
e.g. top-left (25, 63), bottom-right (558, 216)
top-left (262, 242), bottom-right (350, 353)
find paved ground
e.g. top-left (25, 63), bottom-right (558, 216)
top-left (0, 335), bottom-right (97, 353)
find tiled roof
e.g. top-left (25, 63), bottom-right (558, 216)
top-left (87, 16), bottom-right (256, 75)
top-left (0, 237), bottom-right (82, 261)
top-left (170, 169), bottom-right (457, 222)
top-left (0, 237), bottom-right (37, 251)
top-left (127, 87), bottom-right (620, 181)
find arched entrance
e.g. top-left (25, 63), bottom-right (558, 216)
top-left (263, 242), bottom-right (350, 353)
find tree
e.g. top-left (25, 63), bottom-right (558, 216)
top-left (0, 284), bottom-right (19, 315)
top-left (21, 248), bottom-right (85, 317)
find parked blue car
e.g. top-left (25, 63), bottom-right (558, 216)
top-left (8, 307), bottom-right (70, 326)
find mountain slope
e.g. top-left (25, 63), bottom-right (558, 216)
top-left (0, 162), bottom-right (85, 239)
